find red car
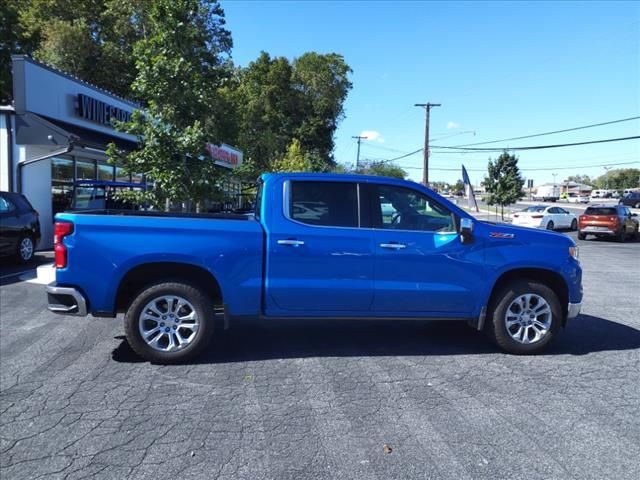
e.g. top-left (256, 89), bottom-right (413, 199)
top-left (578, 205), bottom-right (639, 242)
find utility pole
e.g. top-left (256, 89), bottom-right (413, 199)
top-left (414, 102), bottom-right (441, 186)
top-left (352, 135), bottom-right (367, 171)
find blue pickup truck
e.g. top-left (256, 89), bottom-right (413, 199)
top-left (46, 173), bottom-right (582, 363)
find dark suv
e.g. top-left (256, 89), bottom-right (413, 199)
top-left (619, 192), bottom-right (640, 208)
top-left (0, 192), bottom-right (41, 263)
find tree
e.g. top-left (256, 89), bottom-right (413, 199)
top-left (108, 0), bottom-right (232, 211)
top-left (564, 174), bottom-right (594, 186)
top-left (227, 51), bottom-right (352, 178)
top-left (484, 152), bottom-right (525, 219)
top-left (271, 139), bottom-right (314, 172)
top-left (359, 161), bottom-right (406, 179)
top-left (452, 179), bottom-right (465, 193)
top-left (593, 168), bottom-right (640, 190)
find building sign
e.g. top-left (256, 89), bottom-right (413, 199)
top-left (77, 94), bottom-right (133, 126)
top-left (206, 143), bottom-right (243, 169)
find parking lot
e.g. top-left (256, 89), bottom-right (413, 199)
top-left (1, 230), bottom-right (639, 480)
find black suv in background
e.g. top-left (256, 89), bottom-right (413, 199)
top-left (0, 192), bottom-right (41, 263)
top-left (619, 191), bottom-right (640, 208)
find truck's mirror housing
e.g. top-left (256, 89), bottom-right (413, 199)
top-left (460, 217), bottom-right (474, 244)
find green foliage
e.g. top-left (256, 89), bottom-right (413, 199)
top-left (0, 0), bottom-right (35, 102)
top-left (453, 179), bottom-right (465, 193)
top-left (484, 152), bottom-right (525, 219)
top-left (564, 174), bottom-right (595, 186)
top-left (592, 168), bottom-right (640, 190)
top-left (108, 0), bottom-right (232, 210)
top-left (271, 139), bottom-right (315, 173)
top-left (11, 0), bottom-right (151, 100)
top-left (358, 161), bottom-right (407, 179)
top-left (225, 51), bottom-right (352, 177)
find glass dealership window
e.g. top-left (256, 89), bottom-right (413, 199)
top-left (76, 159), bottom-right (96, 180)
top-left (115, 166), bottom-right (130, 183)
top-left (52, 157), bottom-right (74, 182)
top-left (98, 163), bottom-right (115, 181)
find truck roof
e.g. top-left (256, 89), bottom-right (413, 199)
top-left (259, 172), bottom-right (425, 185)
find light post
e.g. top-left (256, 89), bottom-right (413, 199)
top-left (604, 166), bottom-right (612, 191)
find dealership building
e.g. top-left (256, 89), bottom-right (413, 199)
top-left (1, 55), bottom-right (243, 249)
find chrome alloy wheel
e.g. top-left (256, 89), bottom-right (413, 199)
top-left (138, 295), bottom-right (199, 352)
top-left (504, 294), bottom-right (552, 345)
top-left (19, 237), bottom-right (33, 261)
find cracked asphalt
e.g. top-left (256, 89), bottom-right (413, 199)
top-left (1, 232), bottom-right (639, 479)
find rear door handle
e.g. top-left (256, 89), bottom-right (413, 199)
top-left (277, 239), bottom-right (305, 246)
top-left (380, 243), bottom-right (406, 249)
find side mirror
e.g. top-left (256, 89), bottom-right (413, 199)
top-left (632, 213), bottom-right (638, 217)
top-left (460, 217), bottom-right (474, 244)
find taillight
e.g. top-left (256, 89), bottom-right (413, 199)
top-left (54, 221), bottom-right (73, 268)
top-left (609, 216), bottom-right (618, 224)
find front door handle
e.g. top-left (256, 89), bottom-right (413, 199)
top-left (380, 243), bottom-right (406, 249)
top-left (277, 239), bottom-right (305, 246)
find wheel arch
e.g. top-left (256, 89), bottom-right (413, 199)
top-left (487, 268), bottom-right (569, 325)
top-left (115, 262), bottom-right (223, 313)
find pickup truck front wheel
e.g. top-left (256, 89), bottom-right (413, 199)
top-left (489, 280), bottom-right (561, 354)
top-left (124, 282), bottom-right (215, 363)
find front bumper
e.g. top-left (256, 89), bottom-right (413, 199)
top-left (46, 282), bottom-right (87, 316)
top-left (567, 302), bottom-right (582, 319)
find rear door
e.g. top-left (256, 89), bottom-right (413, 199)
top-left (365, 183), bottom-right (484, 316)
top-left (264, 180), bottom-right (374, 313)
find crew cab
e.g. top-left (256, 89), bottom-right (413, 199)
top-left (46, 173), bottom-right (583, 363)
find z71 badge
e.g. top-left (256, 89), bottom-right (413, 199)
top-left (489, 232), bottom-right (515, 239)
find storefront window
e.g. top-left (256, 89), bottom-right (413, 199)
top-left (131, 172), bottom-right (145, 184)
top-left (98, 163), bottom-right (115, 181)
top-left (76, 159), bottom-right (96, 180)
top-left (52, 157), bottom-right (74, 182)
top-left (52, 156), bottom-right (74, 217)
top-left (115, 166), bottom-right (130, 183)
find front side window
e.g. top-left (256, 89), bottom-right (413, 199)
top-left (289, 181), bottom-right (358, 227)
top-left (372, 185), bottom-right (455, 232)
top-left (0, 196), bottom-right (15, 213)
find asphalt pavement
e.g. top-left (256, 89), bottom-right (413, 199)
top-left (1, 233), bottom-right (639, 479)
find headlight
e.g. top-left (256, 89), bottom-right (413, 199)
top-left (569, 245), bottom-right (579, 261)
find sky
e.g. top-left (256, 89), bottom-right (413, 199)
top-left (222, 0), bottom-right (640, 186)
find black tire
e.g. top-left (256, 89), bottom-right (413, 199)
top-left (124, 281), bottom-right (215, 364)
top-left (570, 219), bottom-right (578, 231)
top-left (487, 279), bottom-right (562, 354)
top-left (15, 235), bottom-right (34, 264)
top-left (546, 221), bottom-right (554, 230)
top-left (618, 229), bottom-right (627, 243)
top-left (578, 232), bottom-right (587, 240)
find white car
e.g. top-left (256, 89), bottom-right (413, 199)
top-left (511, 205), bottom-right (578, 231)
top-left (567, 193), bottom-right (590, 203)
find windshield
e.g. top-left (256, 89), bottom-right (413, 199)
top-left (585, 207), bottom-right (617, 215)
top-left (523, 206), bottom-right (546, 213)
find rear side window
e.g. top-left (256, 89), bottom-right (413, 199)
top-left (289, 181), bottom-right (358, 227)
top-left (585, 207), bottom-right (617, 215)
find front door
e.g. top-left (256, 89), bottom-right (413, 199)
top-left (366, 184), bottom-right (484, 316)
top-left (265, 180), bottom-right (374, 314)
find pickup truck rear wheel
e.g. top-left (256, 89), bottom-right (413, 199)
top-left (124, 282), bottom-right (215, 363)
top-left (488, 280), bottom-right (561, 354)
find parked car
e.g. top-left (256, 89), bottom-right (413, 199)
top-left (567, 192), bottom-right (589, 204)
top-left (511, 205), bottom-right (578, 231)
top-left (46, 173), bottom-right (582, 363)
top-left (0, 192), bottom-right (41, 263)
top-left (619, 192), bottom-right (640, 208)
top-left (578, 205), bottom-right (639, 242)
top-left (590, 189), bottom-right (606, 199)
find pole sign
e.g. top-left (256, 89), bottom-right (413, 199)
top-left (205, 143), bottom-right (243, 169)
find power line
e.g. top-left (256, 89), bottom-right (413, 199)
top-left (398, 160), bottom-right (640, 172)
top-left (431, 135), bottom-right (640, 152)
top-left (448, 116), bottom-right (640, 147)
